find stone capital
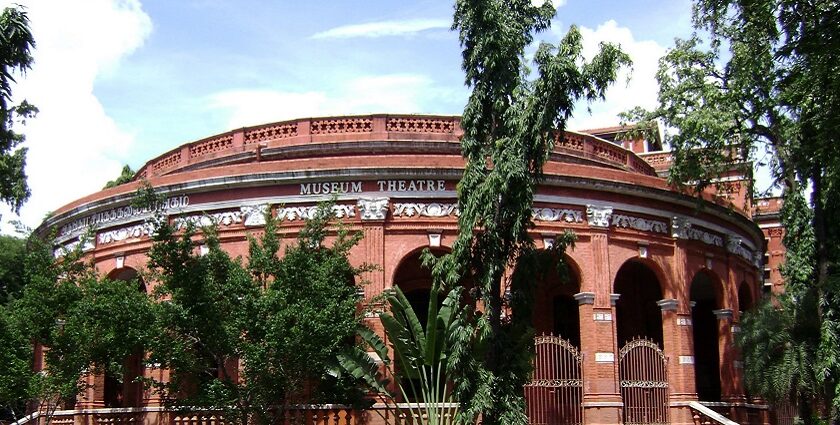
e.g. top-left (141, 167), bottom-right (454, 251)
top-left (657, 298), bottom-right (678, 311)
top-left (713, 308), bottom-right (734, 320)
top-left (574, 292), bottom-right (596, 305)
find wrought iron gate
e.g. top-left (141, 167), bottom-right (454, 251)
top-left (618, 338), bottom-right (669, 425)
top-left (524, 335), bottom-right (584, 425)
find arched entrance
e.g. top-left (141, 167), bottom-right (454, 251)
top-left (392, 247), bottom-right (451, 330)
top-left (614, 261), bottom-right (663, 347)
top-left (690, 271), bottom-right (722, 402)
top-left (532, 254), bottom-right (581, 346)
top-left (614, 260), bottom-right (669, 424)
top-left (103, 267), bottom-right (145, 408)
top-left (526, 254), bottom-right (583, 425)
top-left (391, 247), bottom-right (450, 402)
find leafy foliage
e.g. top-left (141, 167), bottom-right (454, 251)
top-left (0, 234), bottom-right (25, 304)
top-left (624, 0), bottom-right (840, 422)
top-left (145, 201), bottom-right (365, 424)
top-left (423, 1), bottom-right (630, 423)
top-left (337, 285), bottom-right (463, 425)
top-left (0, 6), bottom-right (37, 212)
top-left (103, 165), bottom-right (136, 189)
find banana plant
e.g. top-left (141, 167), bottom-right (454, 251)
top-left (337, 285), bottom-right (462, 424)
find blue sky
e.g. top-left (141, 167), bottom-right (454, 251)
top-left (4, 0), bottom-right (694, 231)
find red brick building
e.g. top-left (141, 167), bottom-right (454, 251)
top-left (37, 114), bottom-right (773, 425)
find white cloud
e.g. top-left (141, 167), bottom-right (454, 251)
top-left (0, 0), bottom-right (152, 232)
top-left (209, 74), bottom-right (445, 129)
top-left (311, 19), bottom-right (449, 39)
top-left (567, 20), bottom-right (666, 131)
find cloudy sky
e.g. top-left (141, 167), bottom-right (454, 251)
top-left (1, 0), bottom-right (694, 232)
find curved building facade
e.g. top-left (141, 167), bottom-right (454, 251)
top-left (39, 114), bottom-right (767, 425)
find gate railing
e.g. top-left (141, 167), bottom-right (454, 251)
top-left (619, 338), bottom-right (669, 425)
top-left (524, 334), bottom-right (584, 425)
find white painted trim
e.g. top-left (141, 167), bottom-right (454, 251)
top-left (687, 401), bottom-right (740, 425)
top-left (534, 194), bottom-right (758, 250)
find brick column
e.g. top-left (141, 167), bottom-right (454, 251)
top-left (715, 308), bottom-right (739, 419)
top-left (659, 298), bottom-right (696, 424)
top-left (578, 228), bottom-right (623, 425)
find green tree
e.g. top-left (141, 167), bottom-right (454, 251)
top-left (0, 6), bottom-right (37, 212)
top-left (0, 232), bottom-right (151, 420)
top-left (0, 234), bottom-right (26, 304)
top-left (426, 1), bottom-right (630, 423)
top-left (145, 202), bottom-right (365, 425)
top-left (103, 165), bottom-right (135, 189)
top-left (621, 0), bottom-right (840, 422)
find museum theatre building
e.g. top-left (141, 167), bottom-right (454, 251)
top-left (39, 115), bottom-right (769, 425)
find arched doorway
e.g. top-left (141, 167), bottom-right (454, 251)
top-left (392, 247), bottom-right (450, 329)
top-left (614, 260), bottom-right (669, 424)
top-left (532, 253), bottom-right (581, 346)
top-left (691, 271), bottom-right (722, 402)
top-left (526, 253), bottom-right (583, 425)
top-left (391, 247), bottom-right (450, 402)
top-left (614, 261), bottom-right (664, 347)
top-left (104, 267), bottom-right (145, 408)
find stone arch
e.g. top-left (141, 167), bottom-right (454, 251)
top-left (107, 267), bottom-right (146, 293)
top-left (392, 246), bottom-right (452, 330)
top-left (532, 252), bottom-right (581, 347)
top-left (613, 259), bottom-right (665, 347)
top-left (737, 281), bottom-right (755, 315)
top-left (690, 270), bottom-right (724, 401)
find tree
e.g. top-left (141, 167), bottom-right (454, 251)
top-left (0, 234), bottom-right (26, 304)
top-left (621, 0), bottom-right (840, 422)
top-left (424, 1), bottom-right (631, 423)
top-left (145, 201), bottom-right (366, 425)
top-left (103, 165), bottom-right (136, 189)
top-left (0, 232), bottom-right (152, 421)
top-left (0, 5), bottom-right (37, 212)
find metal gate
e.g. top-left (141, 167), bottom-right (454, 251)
top-left (618, 338), bottom-right (669, 425)
top-left (524, 335), bottom-right (584, 425)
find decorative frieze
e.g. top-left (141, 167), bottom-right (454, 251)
top-left (393, 202), bottom-right (459, 218)
top-left (532, 207), bottom-right (583, 223)
top-left (611, 214), bottom-right (669, 234)
top-left (97, 223), bottom-right (154, 245)
top-left (586, 205), bottom-right (613, 228)
top-left (174, 211), bottom-right (243, 230)
top-left (59, 195), bottom-right (190, 240)
top-left (276, 204), bottom-right (355, 221)
top-left (726, 234), bottom-right (756, 265)
top-left (240, 204), bottom-right (269, 226)
top-left (357, 197), bottom-right (389, 221)
top-left (54, 239), bottom-right (95, 258)
top-left (671, 216), bottom-right (724, 247)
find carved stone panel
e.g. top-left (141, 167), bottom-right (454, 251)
top-left (358, 197), bottom-right (390, 221)
top-left (586, 205), bottom-right (613, 228)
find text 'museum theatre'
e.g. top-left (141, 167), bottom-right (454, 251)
top-left (39, 114), bottom-right (784, 425)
